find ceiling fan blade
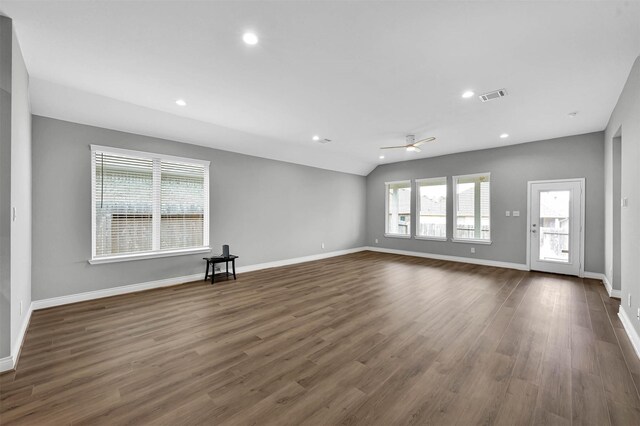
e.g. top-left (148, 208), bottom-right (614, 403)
top-left (414, 137), bottom-right (436, 146)
top-left (380, 145), bottom-right (410, 149)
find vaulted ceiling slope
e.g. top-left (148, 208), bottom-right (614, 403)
top-left (1, 1), bottom-right (639, 175)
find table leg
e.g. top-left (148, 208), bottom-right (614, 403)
top-left (205, 261), bottom-right (210, 281)
top-left (226, 261), bottom-right (229, 278)
top-left (211, 262), bottom-right (215, 285)
top-left (232, 259), bottom-right (236, 280)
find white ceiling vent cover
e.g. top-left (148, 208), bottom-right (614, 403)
top-left (479, 89), bottom-right (508, 102)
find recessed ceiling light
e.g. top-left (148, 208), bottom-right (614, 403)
top-left (379, 155), bottom-right (385, 159)
top-left (175, 99), bottom-right (186, 106)
top-left (462, 90), bottom-right (475, 99)
top-left (243, 32), bottom-right (259, 45)
top-left (312, 135), bottom-right (320, 141)
top-left (500, 133), bottom-right (509, 139)
top-left (568, 111), bottom-right (578, 118)
top-left (406, 146), bottom-right (418, 152)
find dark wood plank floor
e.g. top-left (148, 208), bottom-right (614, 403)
top-left (1, 251), bottom-right (639, 425)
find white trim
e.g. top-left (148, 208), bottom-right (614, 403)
top-left (618, 307), bottom-right (640, 360)
top-left (365, 246), bottom-right (528, 271)
top-left (415, 177), bottom-right (447, 185)
top-left (88, 247), bottom-right (212, 264)
top-left (583, 272), bottom-right (621, 298)
top-left (90, 145), bottom-right (210, 263)
top-left (0, 356), bottom-right (13, 372)
top-left (0, 302), bottom-right (34, 373)
top-left (415, 176), bottom-right (448, 240)
top-left (415, 236), bottom-right (447, 242)
top-left (384, 180), bottom-right (412, 236)
top-left (452, 172), bottom-right (491, 243)
top-left (526, 178), bottom-right (586, 277)
top-left (35, 247), bottom-right (368, 311)
top-left (234, 247), bottom-right (367, 273)
top-left (384, 179), bottom-right (412, 186)
top-left (32, 273), bottom-right (206, 310)
top-left (91, 150), bottom-right (97, 260)
top-left (451, 238), bottom-right (492, 245)
top-left (90, 144), bottom-right (210, 167)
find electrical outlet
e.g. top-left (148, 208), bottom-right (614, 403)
top-left (470, 247), bottom-right (476, 254)
top-left (629, 293), bottom-right (632, 307)
top-left (375, 238), bottom-right (379, 244)
top-left (622, 198), bottom-right (629, 208)
top-left (321, 243), bottom-right (325, 249)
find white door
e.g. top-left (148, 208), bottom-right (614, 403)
top-left (529, 180), bottom-right (584, 276)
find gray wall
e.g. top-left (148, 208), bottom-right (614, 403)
top-left (366, 132), bottom-right (605, 273)
top-left (605, 56), bottom-right (640, 337)
top-left (32, 116), bottom-right (367, 300)
top-left (612, 136), bottom-right (621, 291)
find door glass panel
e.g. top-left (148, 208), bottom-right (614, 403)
top-left (539, 190), bottom-right (571, 262)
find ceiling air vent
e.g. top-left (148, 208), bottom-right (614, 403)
top-left (318, 138), bottom-right (332, 144)
top-left (479, 89), bottom-right (508, 102)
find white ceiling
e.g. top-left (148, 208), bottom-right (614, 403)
top-left (1, 1), bottom-right (639, 176)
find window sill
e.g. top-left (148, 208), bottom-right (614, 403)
top-left (384, 233), bottom-right (411, 239)
top-left (450, 238), bottom-right (492, 245)
top-left (415, 236), bottom-right (448, 242)
top-left (89, 247), bottom-right (212, 265)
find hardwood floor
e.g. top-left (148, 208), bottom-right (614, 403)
top-left (1, 251), bottom-right (639, 425)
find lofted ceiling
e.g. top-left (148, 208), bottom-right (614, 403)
top-left (1, 1), bottom-right (639, 175)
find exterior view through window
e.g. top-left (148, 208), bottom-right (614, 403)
top-left (416, 177), bottom-right (447, 239)
top-left (385, 181), bottom-right (411, 236)
top-left (453, 173), bottom-right (490, 242)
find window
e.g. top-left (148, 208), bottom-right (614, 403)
top-left (385, 181), bottom-right (411, 237)
top-left (453, 173), bottom-right (490, 242)
top-left (416, 177), bottom-right (447, 239)
top-left (91, 145), bottom-right (209, 263)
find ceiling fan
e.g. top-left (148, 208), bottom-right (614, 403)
top-left (380, 135), bottom-right (436, 153)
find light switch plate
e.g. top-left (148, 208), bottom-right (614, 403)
top-left (505, 211), bottom-right (510, 217)
top-left (512, 211), bottom-right (520, 217)
top-left (622, 198), bottom-right (629, 208)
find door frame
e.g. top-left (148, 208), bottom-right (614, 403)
top-left (526, 178), bottom-right (585, 277)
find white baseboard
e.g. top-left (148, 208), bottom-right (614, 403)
top-left (235, 247), bottom-right (366, 273)
top-left (0, 355), bottom-right (14, 372)
top-left (0, 302), bottom-right (34, 373)
top-left (583, 272), bottom-right (621, 298)
top-left (31, 273), bottom-right (205, 311)
top-left (618, 307), bottom-right (640, 360)
top-left (31, 247), bottom-right (368, 311)
top-left (364, 246), bottom-right (529, 271)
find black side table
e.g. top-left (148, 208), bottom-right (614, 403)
top-left (203, 255), bottom-right (238, 284)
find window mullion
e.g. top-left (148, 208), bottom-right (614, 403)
top-left (152, 158), bottom-right (162, 251)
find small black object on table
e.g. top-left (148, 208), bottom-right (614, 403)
top-left (203, 254), bottom-right (238, 284)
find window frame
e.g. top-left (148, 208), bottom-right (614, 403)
top-left (451, 172), bottom-right (492, 245)
top-left (415, 177), bottom-right (448, 241)
top-left (384, 180), bottom-right (412, 239)
top-left (89, 145), bottom-right (211, 264)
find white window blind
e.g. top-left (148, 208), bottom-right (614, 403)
top-left (161, 161), bottom-right (206, 250)
top-left (91, 146), bottom-right (209, 262)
